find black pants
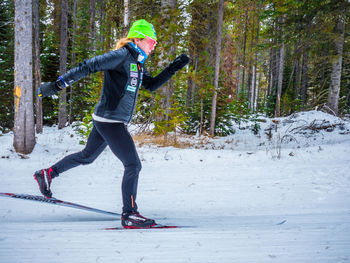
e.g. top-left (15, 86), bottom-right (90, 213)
top-left (52, 121), bottom-right (141, 213)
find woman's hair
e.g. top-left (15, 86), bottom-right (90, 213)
top-left (115, 37), bottom-right (144, 50)
top-left (115, 37), bottom-right (133, 50)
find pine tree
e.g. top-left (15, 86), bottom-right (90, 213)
top-left (209, 0), bottom-right (224, 135)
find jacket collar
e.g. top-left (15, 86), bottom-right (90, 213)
top-left (125, 43), bottom-right (147, 64)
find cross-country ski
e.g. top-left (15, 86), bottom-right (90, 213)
top-left (0, 192), bottom-right (120, 217)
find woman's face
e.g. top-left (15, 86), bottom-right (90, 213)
top-left (135, 38), bottom-right (157, 56)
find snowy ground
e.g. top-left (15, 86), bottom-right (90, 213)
top-left (1, 110), bottom-right (350, 263)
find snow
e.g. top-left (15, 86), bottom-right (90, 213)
top-left (1, 110), bottom-right (350, 263)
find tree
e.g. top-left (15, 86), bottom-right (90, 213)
top-left (123, 0), bottom-right (130, 35)
top-left (89, 0), bottom-right (96, 54)
top-left (33, 0), bottom-right (42, 133)
top-left (155, 0), bottom-right (178, 140)
top-left (275, 15), bottom-right (285, 117)
top-left (327, 13), bottom-right (345, 115)
top-left (13, 0), bottom-right (35, 154)
top-left (58, 0), bottom-right (68, 129)
top-left (209, 0), bottom-right (224, 136)
top-left (68, 0), bottom-right (78, 124)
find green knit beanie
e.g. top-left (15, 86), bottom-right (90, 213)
top-left (127, 19), bottom-right (157, 40)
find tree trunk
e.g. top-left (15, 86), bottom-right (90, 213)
top-left (275, 41), bottom-right (285, 117)
top-left (68, 0), bottom-right (78, 125)
top-left (294, 54), bottom-right (301, 101)
top-left (301, 47), bottom-right (309, 108)
top-left (14, 0), bottom-right (35, 154)
top-left (275, 16), bottom-right (285, 117)
top-left (250, 65), bottom-right (256, 110)
top-left (267, 18), bottom-right (279, 114)
top-left (327, 17), bottom-right (345, 115)
top-left (209, 0), bottom-right (224, 136)
top-left (160, 0), bottom-right (177, 140)
top-left (98, 0), bottom-right (105, 45)
top-left (236, 39), bottom-right (242, 95)
top-left (267, 47), bottom-right (273, 98)
top-left (58, 0), bottom-right (68, 129)
top-left (89, 0), bottom-right (96, 54)
top-left (241, 10), bottom-right (248, 94)
top-left (247, 15), bottom-right (255, 107)
top-left (123, 0), bottom-right (130, 35)
top-left (252, 9), bottom-right (260, 111)
top-left (256, 71), bottom-right (262, 111)
top-left (33, 0), bottom-right (42, 133)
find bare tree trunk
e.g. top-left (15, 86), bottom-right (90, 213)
top-left (301, 47), bottom-right (309, 108)
top-left (247, 15), bottom-right (255, 107)
top-left (268, 46), bottom-right (278, 114)
top-left (267, 18), bottom-right (278, 114)
top-left (267, 47), bottom-right (273, 99)
top-left (58, 0), bottom-right (68, 129)
top-left (252, 10), bottom-right (260, 111)
top-left (275, 42), bottom-right (285, 117)
top-left (236, 40), bottom-right (242, 95)
top-left (256, 71), bottom-right (262, 111)
top-left (14, 0), bottom-right (35, 154)
top-left (327, 17), bottom-right (345, 115)
top-left (275, 16), bottom-right (285, 117)
top-left (294, 56), bottom-right (301, 100)
top-left (241, 10), bottom-right (248, 94)
top-left (209, 0), bottom-right (224, 136)
top-left (33, 0), bottom-right (42, 133)
top-left (89, 0), bottom-right (96, 54)
top-left (250, 65), bottom-right (256, 109)
top-left (123, 0), bottom-right (130, 35)
top-left (68, 0), bottom-right (78, 125)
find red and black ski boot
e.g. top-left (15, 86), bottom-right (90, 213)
top-left (33, 167), bottom-right (57, 199)
top-left (121, 211), bottom-right (156, 229)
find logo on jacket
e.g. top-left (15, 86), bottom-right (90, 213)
top-left (127, 85), bottom-right (137, 92)
top-left (130, 72), bottom-right (138, 78)
top-left (131, 78), bottom-right (138, 86)
top-left (130, 63), bottom-right (138, 72)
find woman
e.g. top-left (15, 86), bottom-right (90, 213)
top-left (34, 19), bottom-right (189, 228)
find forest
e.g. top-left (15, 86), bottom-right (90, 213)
top-left (0, 0), bottom-right (349, 154)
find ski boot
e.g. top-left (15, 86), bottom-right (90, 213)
top-left (33, 167), bottom-right (58, 199)
top-left (121, 211), bottom-right (156, 229)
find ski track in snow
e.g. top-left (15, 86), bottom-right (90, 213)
top-left (1, 111), bottom-right (350, 263)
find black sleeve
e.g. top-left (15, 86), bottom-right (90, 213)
top-left (142, 67), bottom-right (174, 92)
top-left (59, 48), bottom-right (128, 86)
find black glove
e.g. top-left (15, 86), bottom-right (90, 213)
top-left (168, 54), bottom-right (190, 74)
top-left (36, 82), bottom-right (62, 98)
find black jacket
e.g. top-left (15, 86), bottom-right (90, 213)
top-left (60, 43), bottom-right (175, 123)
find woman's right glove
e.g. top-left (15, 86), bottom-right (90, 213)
top-left (36, 82), bottom-right (62, 98)
top-left (168, 54), bottom-right (190, 74)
